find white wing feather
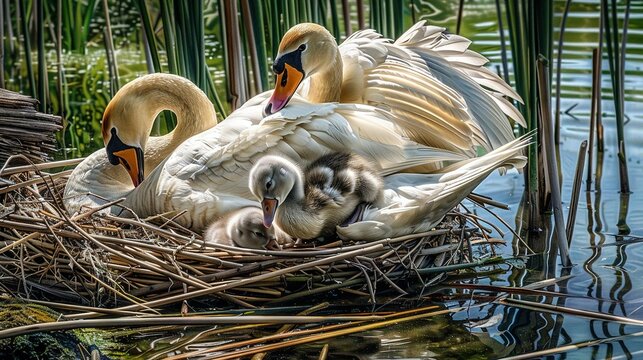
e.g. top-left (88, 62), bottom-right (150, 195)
top-left (336, 135), bottom-right (530, 241)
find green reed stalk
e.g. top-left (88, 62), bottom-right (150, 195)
top-left (35, 0), bottom-right (46, 112)
top-left (330, 0), bottom-right (340, 40)
top-left (601, 0), bottom-right (630, 193)
top-left (553, 0), bottom-right (572, 146)
top-left (357, 0), bottom-right (364, 29)
top-left (136, 0), bottom-right (161, 73)
top-left (319, 0), bottom-right (328, 28)
top-left (379, 0), bottom-right (387, 37)
top-left (494, 0), bottom-right (510, 83)
top-left (206, 66), bottom-right (227, 118)
top-left (384, 0), bottom-right (392, 38)
top-left (567, 140), bottom-right (586, 246)
top-left (55, 0), bottom-right (67, 156)
top-left (456, 0), bottom-right (465, 35)
top-left (288, 0), bottom-right (296, 29)
top-left (102, 0), bottom-right (119, 95)
top-left (341, 0), bottom-right (351, 35)
top-left (393, 0), bottom-right (403, 37)
top-left (241, 0), bottom-right (260, 96)
top-left (221, 0), bottom-right (247, 109)
top-left (81, 0), bottom-right (97, 52)
top-left (587, 48), bottom-right (600, 188)
top-left (73, 1), bottom-right (82, 50)
top-left (160, 0), bottom-right (177, 74)
top-left (505, 0), bottom-right (540, 227)
top-left (248, 0), bottom-right (269, 90)
top-left (270, 0), bottom-right (280, 56)
top-left (370, 0), bottom-right (379, 32)
top-left (596, 0), bottom-right (604, 153)
top-left (18, 0), bottom-right (35, 97)
top-left (241, 12), bottom-right (252, 97)
top-left (537, 56), bottom-right (571, 267)
top-left (309, 0), bottom-right (318, 23)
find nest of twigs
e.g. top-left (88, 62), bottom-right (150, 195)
top-left (0, 157), bottom-right (504, 312)
top-left (0, 89), bottom-right (62, 164)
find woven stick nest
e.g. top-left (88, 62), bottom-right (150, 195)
top-left (0, 89), bottom-right (62, 165)
top-left (0, 157), bottom-right (504, 312)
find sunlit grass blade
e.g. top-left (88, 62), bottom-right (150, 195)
top-left (504, 0), bottom-right (540, 227)
top-left (602, 0), bottom-right (631, 193)
top-left (35, 0), bottom-right (47, 112)
top-left (248, 0), bottom-right (269, 91)
top-left (553, 0), bottom-right (572, 146)
top-left (81, 0), bottom-right (97, 52)
top-left (240, 0), bottom-right (260, 96)
top-left (160, 0), bottom-right (177, 74)
top-left (341, 0), bottom-right (351, 35)
top-left (494, 0), bottom-right (510, 83)
top-left (135, 0), bottom-right (161, 73)
top-left (329, 0), bottom-right (340, 40)
top-left (537, 58), bottom-right (571, 266)
top-left (18, 0), bottom-right (35, 97)
top-left (101, 0), bottom-right (119, 96)
top-left (357, 0), bottom-right (364, 29)
top-left (456, 0), bottom-right (465, 34)
top-left (393, 0), bottom-right (403, 37)
top-left (221, 0), bottom-right (248, 109)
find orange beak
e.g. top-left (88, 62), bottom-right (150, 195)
top-left (113, 147), bottom-right (144, 187)
top-left (265, 63), bottom-right (305, 115)
top-left (261, 198), bottom-right (279, 228)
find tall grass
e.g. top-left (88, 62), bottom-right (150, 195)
top-left (101, 0), bottom-right (119, 96)
top-left (18, 0), bottom-right (35, 97)
top-left (60, 0), bottom-right (98, 53)
top-left (35, 0), bottom-right (46, 112)
top-left (602, 0), bottom-right (631, 194)
top-left (504, 0), bottom-right (542, 226)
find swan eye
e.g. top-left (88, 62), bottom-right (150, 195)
top-left (266, 180), bottom-right (274, 190)
top-left (253, 231), bottom-right (266, 239)
top-left (298, 44), bottom-right (306, 51)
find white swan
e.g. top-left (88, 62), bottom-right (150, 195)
top-left (63, 74), bottom-right (218, 214)
top-left (265, 22), bottom-right (526, 156)
top-left (64, 73), bottom-right (466, 231)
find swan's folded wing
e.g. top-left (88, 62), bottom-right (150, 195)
top-left (164, 101), bottom-right (468, 195)
top-left (337, 134), bottom-right (530, 241)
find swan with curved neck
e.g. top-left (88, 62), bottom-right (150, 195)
top-left (266, 22), bottom-right (526, 154)
top-left (66, 72), bottom-right (470, 230)
top-left (101, 73), bottom-right (218, 187)
top-left (63, 73), bottom-right (217, 213)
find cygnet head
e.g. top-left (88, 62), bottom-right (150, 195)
top-left (249, 155), bottom-right (302, 227)
top-left (229, 207), bottom-right (281, 250)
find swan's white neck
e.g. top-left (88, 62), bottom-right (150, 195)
top-left (305, 48), bottom-right (343, 103)
top-left (131, 76), bottom-right (218, 162)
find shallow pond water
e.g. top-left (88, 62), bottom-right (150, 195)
top-left (4, 0), bottom-right (643, 359)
